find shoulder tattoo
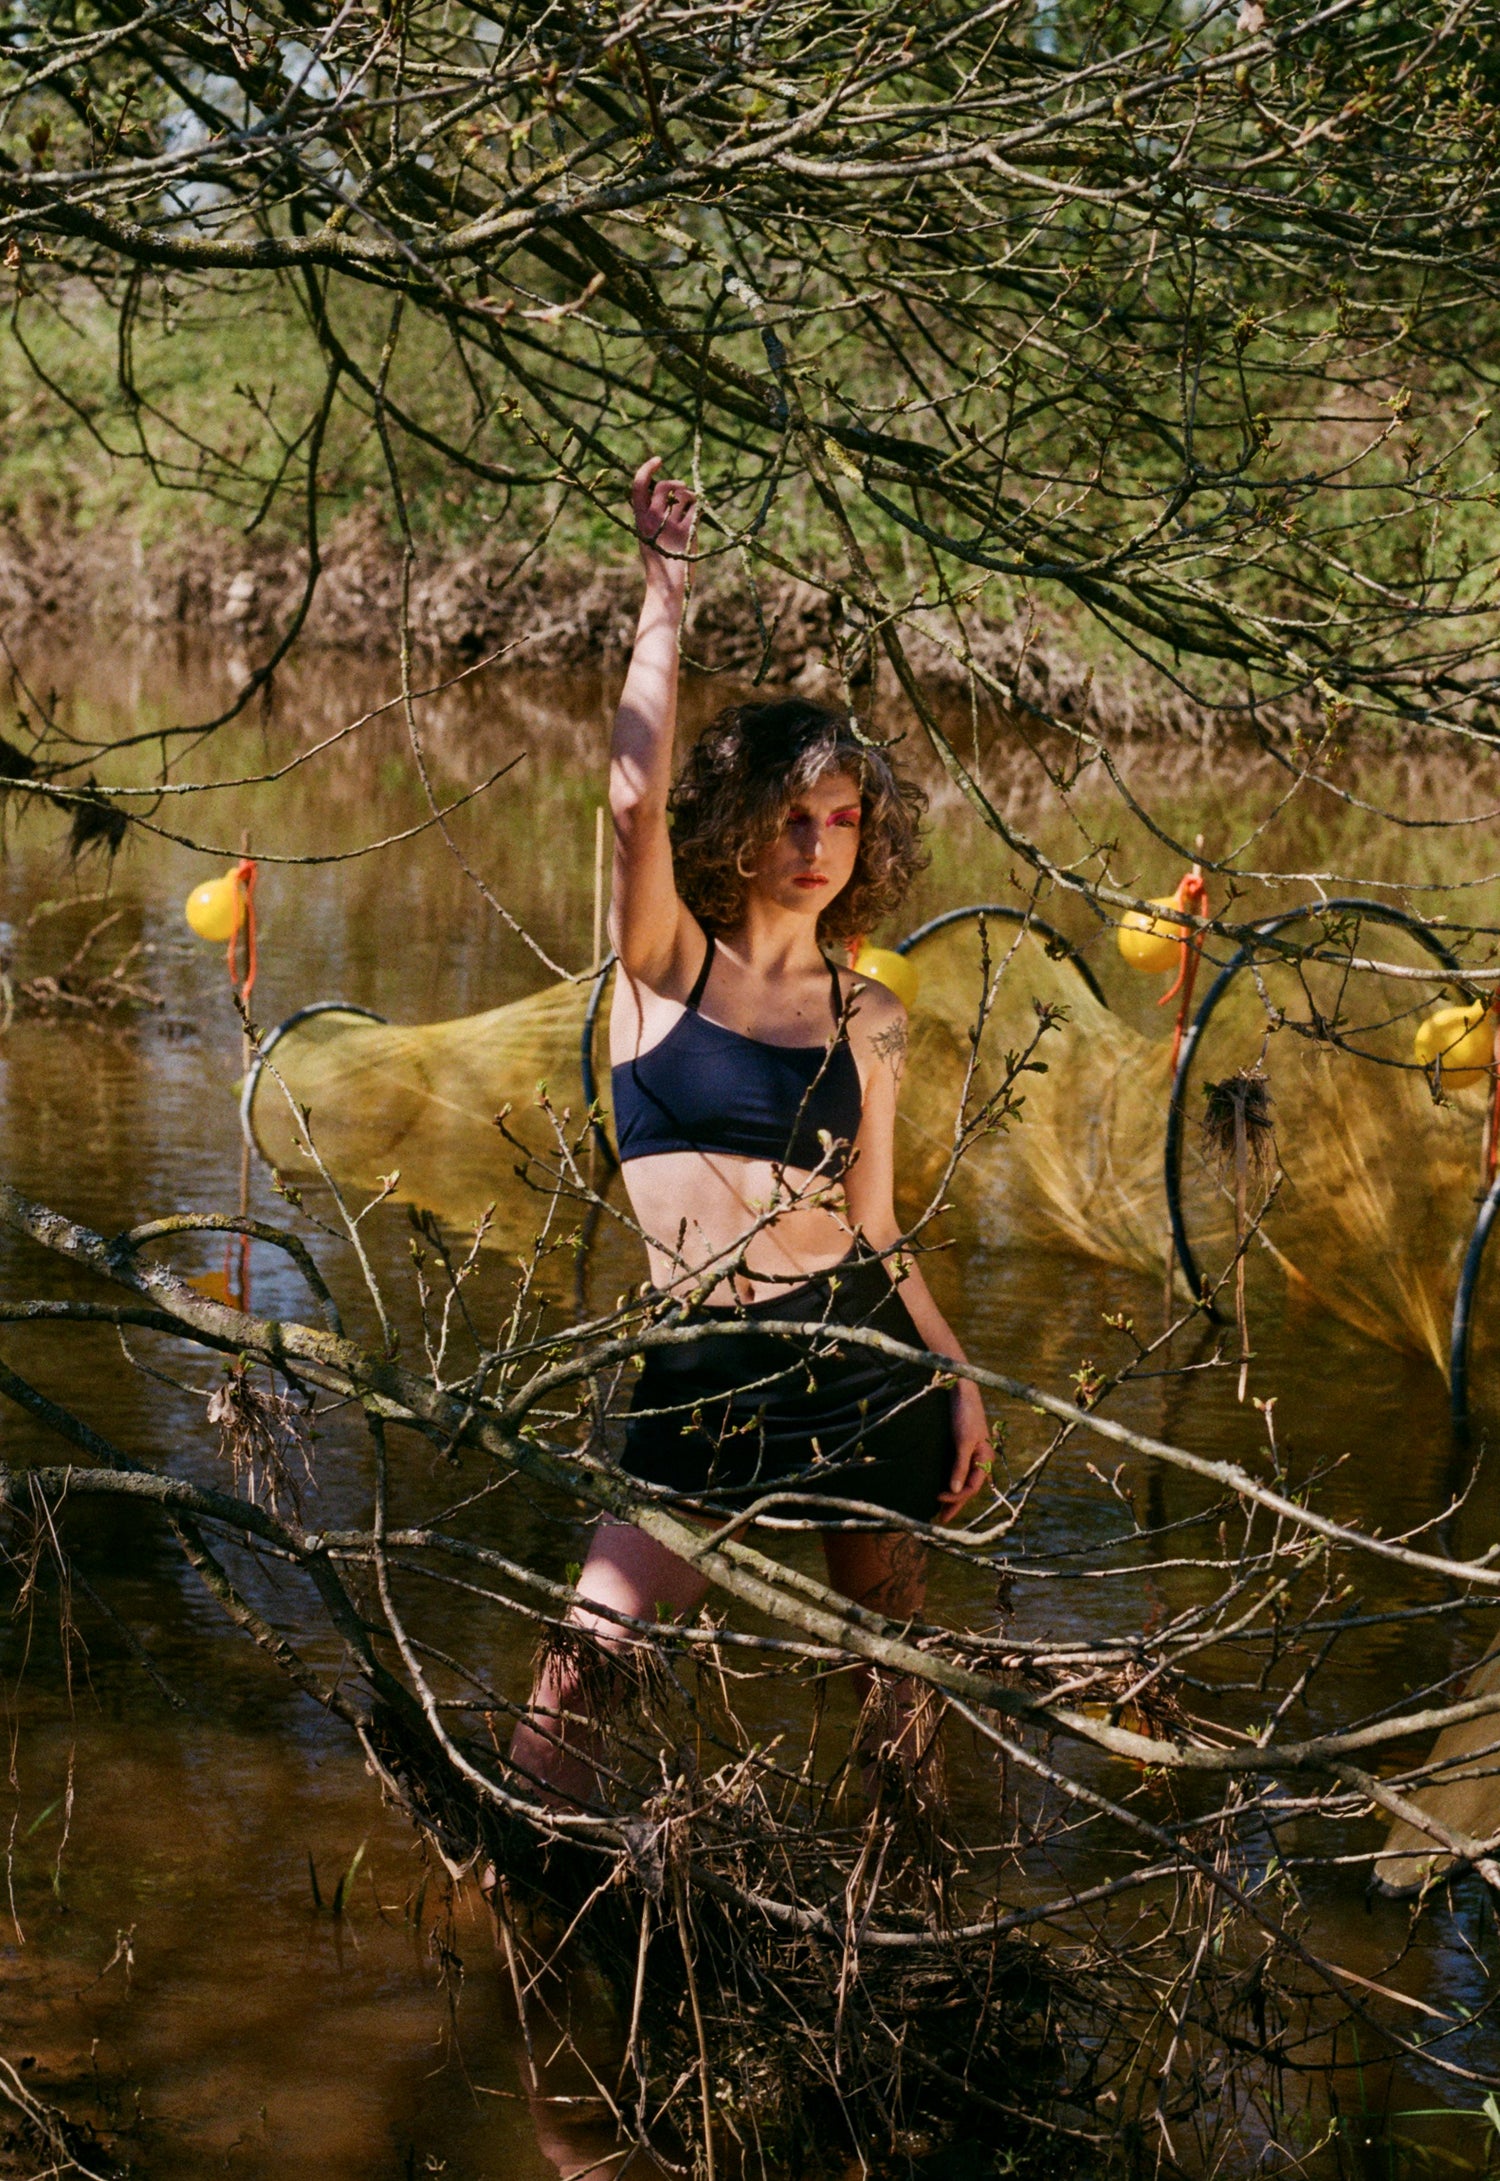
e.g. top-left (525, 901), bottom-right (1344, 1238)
top-left (871, 1017), bottom-right (908, 1081)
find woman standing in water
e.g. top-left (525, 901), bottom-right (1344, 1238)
top-left (511, 459), bottom-right (993, 1808)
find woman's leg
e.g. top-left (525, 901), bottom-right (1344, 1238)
top-left (821, 1526), bottom-right (940, 1786)
top-left (822, 1524), bottom-right (928, 1621)
top-left (509, 1520), bottom-right (710, 1810)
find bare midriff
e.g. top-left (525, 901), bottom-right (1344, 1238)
top-left (621, 1149), bottom-right (855, 1305)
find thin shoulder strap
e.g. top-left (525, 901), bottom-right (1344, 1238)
top-left (826, 954), bottom-right (846, 1034)
top-left (685, 933), bottom-right (716, 1013)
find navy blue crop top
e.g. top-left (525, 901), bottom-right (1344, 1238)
top-left (612, 937), bottom-right (864, 1175)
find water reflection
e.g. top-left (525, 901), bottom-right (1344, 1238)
top-left (0, 635), bottom-right (1498, 2171)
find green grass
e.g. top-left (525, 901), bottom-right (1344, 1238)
top-left (5, 269), bottom-right (1497, 754)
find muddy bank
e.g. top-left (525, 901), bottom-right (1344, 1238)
top-left (0, 506), bottom-right (1216, 740)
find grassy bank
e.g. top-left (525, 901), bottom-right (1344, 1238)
top-left (0, 279), bottom-right (1227, 741)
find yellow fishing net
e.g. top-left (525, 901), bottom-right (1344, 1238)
top-left (1375, 1632), bottom-right (1500, 1896)
top-left (1162, 915), bottom-right (1489, 1377)
top-left (243, 908), bottom-right (1494, 1381)
top-left (247, 980), bottom-right (599, 1241)
top-left (893, 923), bottom-right (1174, 1269)
top-left (242, 912), bottom-right (1500, 1893)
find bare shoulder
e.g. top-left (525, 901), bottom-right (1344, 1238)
top-left (839, 967), bottom-right (909, 1081)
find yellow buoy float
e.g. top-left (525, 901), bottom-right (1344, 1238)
top-left (852, 945), bottom-right (921, 1012)
top-left (184, 867), bottom-right (246, 944)
top-left (1117, 896), bottom-right (1190, 976)
top-left (1413, 999), bottom-right (1495, 1089)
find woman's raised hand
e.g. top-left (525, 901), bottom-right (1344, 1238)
top-left (631, 455), bottom-right (697, 586)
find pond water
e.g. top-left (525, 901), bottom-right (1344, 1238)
top-left (0, 636), bottom-right (1497, 2175)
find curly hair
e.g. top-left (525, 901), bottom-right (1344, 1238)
top-left (668, 699), bottom-right (928, 946)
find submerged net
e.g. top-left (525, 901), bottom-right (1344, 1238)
top-left (246, 979), bottom-right (598, 1242)
top-left (244, 907), bottom-right (1495, 1384)
top-left (1375, 1629), bottom-right (1500, 1896)
top-left (1167, 913), bottom-right (1490, 1376)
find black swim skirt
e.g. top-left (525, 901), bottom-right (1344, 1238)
top-left (620, 1250), bottom-right (956, 1522)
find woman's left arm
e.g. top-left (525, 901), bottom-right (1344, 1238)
top-left (841, 982), bottom-right (995, 1521)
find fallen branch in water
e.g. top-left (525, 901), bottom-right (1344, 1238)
top-left (2, 1171), bottom-right (1498, 2171)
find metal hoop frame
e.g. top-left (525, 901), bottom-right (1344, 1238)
top-left (1162, 897), bottom-right (1461, 1334)
top-left (894, 903), bottom-right (1109, 1007)
top-left (240, 1001), bottom-right (389, 1163)
top-left (1451, 1166), bottom-right (1500, 1445)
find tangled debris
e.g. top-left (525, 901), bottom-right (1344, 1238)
top-left (0, 734), bottom-right (130, 863)
top-left (0, 909), bottom-right (162, 1028)
top-left (0, 2054), bottom-right (117, 2181)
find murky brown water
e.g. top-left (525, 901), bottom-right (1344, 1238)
top-left (1, 636), bottom-right (1498, 2174)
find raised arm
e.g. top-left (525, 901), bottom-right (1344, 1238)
top-left (609, 457), bottom-right (700, 991)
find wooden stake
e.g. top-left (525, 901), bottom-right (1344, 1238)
top-left (235, 827), bottom-right (252, 1309)
top-left (1165, 834), bottom-right (1207, 1331)
top-left (1234, 1089), bottom-right (1250, 1404)
top-left (592, 804), bottom-right (606, 974)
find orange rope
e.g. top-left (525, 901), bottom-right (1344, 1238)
top-left (227, 857), bottom-right (258, 1002)
top-left (224, 858), bottom-right (257, 1307)
top-left (1485, 1002), bottom-right (1500, 1183)
top-left (1161, 870), bottom-right (1209, 1077)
